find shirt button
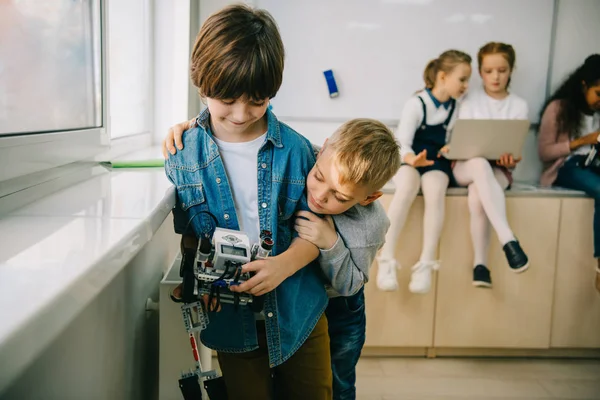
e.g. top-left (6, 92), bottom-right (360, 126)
top-left (267, 312), bottom-right (273, 318)
top-left (224, 214), bottom-right (229, 220)
top-left (261, 163), bottom-right (267, 169)
top-left (261, 202), bottom-right (267, 209)
top-left (216, 177), bottom-right (221, 184)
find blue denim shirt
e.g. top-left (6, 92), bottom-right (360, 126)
top-left (165, 108), bottom-right (328, 367)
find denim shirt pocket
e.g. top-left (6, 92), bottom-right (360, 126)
top-left (277, 181), bottom-right (306, 221)
top-left (177, 183), bottom-right (214, 235)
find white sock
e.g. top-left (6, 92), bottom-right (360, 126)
top-left (453, 158), bottom-right (514, 245)
top-left (419, 170), bottom-right (449, 262)
top-left (380, 165), bottom-right (420, 260)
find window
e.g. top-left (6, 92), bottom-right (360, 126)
top-left (0, 0), bottom-right (107, 195)
top-left (0, 0), bottom-right (155, 199)
top-left (0, 0), bottom-right (102, 136)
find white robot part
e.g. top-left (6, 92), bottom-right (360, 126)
top-left (211, 228), bottom-right (252, 272)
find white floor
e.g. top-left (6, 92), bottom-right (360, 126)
top-left (355, 357), bottom-right (600, 400)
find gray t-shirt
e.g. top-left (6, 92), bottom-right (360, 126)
top-left (321, 200), bottom-right (390, 298)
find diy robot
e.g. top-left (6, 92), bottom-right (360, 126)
top-left (176, 219), bottom-right (273, 400)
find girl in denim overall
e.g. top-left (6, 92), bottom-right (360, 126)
top-left (377, 50), bottom-right (472, 294)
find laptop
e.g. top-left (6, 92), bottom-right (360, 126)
top-left (443, 119), bottom-right (531, 160)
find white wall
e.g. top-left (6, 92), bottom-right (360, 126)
top-left (153, 1), bottom-right (192, 145)
top-left (1, 216), bottom-right (179, 400)
top-left (259, 0), bottom-right (554, 123)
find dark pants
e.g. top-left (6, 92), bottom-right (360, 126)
top-left (217, 314), bottom-right (332, 400)
top-left (325, 287), bottom-right (367, 400)
top-left (555, 156), bottom-right (600, 257)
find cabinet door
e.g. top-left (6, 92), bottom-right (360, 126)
top-left (551, 198), bottom-right (600, 348)
top-left (365, 195), bottom-right (436, 348)
top-left (434, 197), bottom-right (560, 348)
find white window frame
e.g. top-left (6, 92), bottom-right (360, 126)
top-left (0, 0), bottom-right (155, 200)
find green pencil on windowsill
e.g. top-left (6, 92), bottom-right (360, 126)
top-left (101, 159), bottom-right (165, 168)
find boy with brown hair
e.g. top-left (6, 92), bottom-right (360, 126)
top-left (165, 4), bottom-right (332, 399)
top-left (166, 118), bottom-right (401, 399)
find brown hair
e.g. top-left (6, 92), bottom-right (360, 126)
top-left (423, 50), bottom-right (472, 89)
top-left (477, 42), bottom-right (516, 87)
top-left (190, 4), bottom-right (285, 101)
top-left (327, 119), bottom-right (401, 191)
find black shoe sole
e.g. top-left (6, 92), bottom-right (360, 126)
top-left (511, 261), bottom-right (530, 274)
top-left (472, 280), bottom-right (492, 288)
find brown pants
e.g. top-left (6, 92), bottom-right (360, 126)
top-left (217, 314), bottom-right (332, 400)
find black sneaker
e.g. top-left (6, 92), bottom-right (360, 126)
top-left (473, 265), bottom-right (492, 288)
top-left (503, 240), bottom-right (529, 273)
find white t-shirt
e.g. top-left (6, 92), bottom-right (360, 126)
top-left (213, 133), bottom-right (266, 245)
top-left (396, 90), bottom-right (459, 161)
top-left (458, 88), bottom-right (529, 120)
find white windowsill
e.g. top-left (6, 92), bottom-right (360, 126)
top-left (0, 146), bottom-right (174, 393)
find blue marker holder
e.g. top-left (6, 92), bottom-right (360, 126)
top-left (323, 69), bottom-right (339, 98)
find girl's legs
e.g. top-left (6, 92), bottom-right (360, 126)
top-left (453, 158), bottom-right (528, 272)
top-left (377, 165), bottom-right (420, 291)
top-left (467, 167), bottom-right (510, 287)
top-left (409, 170), bottom-right (449, 294)
top-left (453, 158), bottom-right (514, 244)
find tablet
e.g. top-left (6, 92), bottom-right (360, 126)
top-left (444, 119), bottom-right (530, 160)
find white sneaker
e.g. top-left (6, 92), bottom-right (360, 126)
top-left (376, 258), bottom-right (399, 291)
top-left (408, 261), bottom-right (439, 294)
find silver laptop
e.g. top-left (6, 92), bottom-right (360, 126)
top-left (444, 119), bottom-right (531, 160)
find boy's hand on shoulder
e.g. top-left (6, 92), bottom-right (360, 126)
top-left (229, 257), bottom-right (290, 296)
top-left (162, 118), bottom-right (196, 159)
top-left (294, 211), bottom-right (337, 250)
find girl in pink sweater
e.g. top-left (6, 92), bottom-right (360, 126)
top-left (538, 54), bottom-right (600, 293)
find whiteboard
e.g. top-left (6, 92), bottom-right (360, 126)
top-left (258, 0), bottom-right (554, 122)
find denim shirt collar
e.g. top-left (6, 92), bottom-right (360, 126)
top-left (425, 88), bottom-right (451, 110)
top-left (195, 107), bottom-right (283, 148)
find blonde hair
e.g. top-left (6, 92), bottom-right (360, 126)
top-left (326, 119), bottom-right (401, 191)
top-left (423, 50), bottom-right (472, 89)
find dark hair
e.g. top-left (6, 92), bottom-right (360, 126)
top-left (539, 54), bottom-right (600, 138)
top-left (423, 50), bottom-right (472, 89)
top-left (478, 42), bottom-right (516, 88)
top-left (190, 4), bottom-right (285, 101)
